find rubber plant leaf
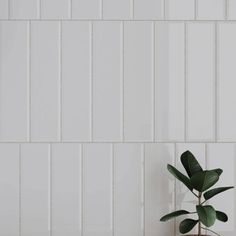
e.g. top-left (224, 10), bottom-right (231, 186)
top-left (180, 150), bottom-right (203, 177)
top-left (190, 170), bottom-right (219, 192)
top-left (179, 219), bottom-right (199, 234)
top-left (204, 186), bottom-right (234, 200)
top-left (160, 210), bottom-right (190, 222)
top-left (167, 164), bottom-right (193, 191)
top-left (216, 211), bottom-right (228, 222)
top-left (212, 168), bottom-right (223, 176)
top-left (196, 205), bottom-right (216, 227)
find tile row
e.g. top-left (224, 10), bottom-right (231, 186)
top-left (1, 0), bottom-right (236, 20)
top-left (1, 21), bottom-right (236, 142)
top-left (0, 143), bottom-right (235, 236)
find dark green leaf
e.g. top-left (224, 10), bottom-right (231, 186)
top-left (204, 187), bottom-right (234, 200)
top-left (212, 168), bottom-right (223, 176)
top-left (167, 164), bottom-right (193, 191)
top-left (216, 211), bottom-right (228, 222)
top-left (190, 170), bottom-right (219, 192)
top-left (160, 210), bottom-right (190, 222)
top-left (180, 150), bottom-right (203, 177)
top-left (179, 219), bottom-right (198, 234)
top-left (196, 205), bottom-right (216, 227)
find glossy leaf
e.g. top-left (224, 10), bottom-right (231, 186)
top-left (196, 205), bottom-right (216, 227)
top-left (181, 150), bottom-right (203, 177)
top-left (190, 170), bottom-right (219, 192)
top-left (179, 219), bottom-right (198, 234)
top-left (216, 211), bottom-right (228, 222)
top-left (160, 210), bottom-right (190, 222)
top-left (204, 186), bottom-right (234, 200)
top-left (167, 164), bottom-right (193, 191)
top-left (212, 168), bottom-right (223, 176)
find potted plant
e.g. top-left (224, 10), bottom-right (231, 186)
top-left (160, 150), bottom-right (234, 236)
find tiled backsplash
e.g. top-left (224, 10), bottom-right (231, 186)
top-left (0, 1), bottom-right (235, 236)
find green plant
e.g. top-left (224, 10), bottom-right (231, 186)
top-left (160, 150), bottom-right (234, 236)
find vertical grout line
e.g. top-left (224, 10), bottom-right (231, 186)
top-left (90, 22), bottom-right (94, 142)
top-left (100, 0), bottom-right (103, 19)
top-left (19, 144), bottom-right (21, 236)
top-left (152, 22), bottom-right (155, 142)
top-left (8, 0), bottom-right (10, 19)
top-left (38, 0), bottom-right (41, 19)
top-left (27, 21), bottom-right (31, 142)
top-left (142, 144), bottom-right (145, 236)
top-left (59, 21), bottom-right (62, 142)
top-left (122, 22), bottom-right (125, 142)
top-left (120, 22), bottom-right (124, 142)
top-left (163, 0), bottom-right (166, 20)
top-left (195, 0), bottom-right (198, 20)
top-left (215, 22), bottom-right (218, 142)
top-left (131, 0), bottom-right (134, 19)
top-left (80, 144), bottom-right (84, 236)
top-left (49, 144), bottom-right (52, 236)
top-left (69, 0), bottom-right (72, 19)
top-left (111, 144), bottom-right (115, 236)
top-left (184, 22), bottom-right (188, 142)
top-left (225, 0), bottom-right (229, 20)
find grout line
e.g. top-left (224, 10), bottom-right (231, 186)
top-left (195, 0), bottom-right (198, 20)
top-left (38, 0), bottom-right (41, 19)
top-left (152, 22), bottom-right (155, 142)
top-left (80, 144), bottom-right (84, 236)
top-left (19, 144), bottom-right (21, 236)
top-left (225, 0), bottom-right (229, 20)
top-left (100, 0), bottom-right (103, 19)
top-left (49, 144), bottom-right (52, 236)
top-left (27, 22), bottom-right (31, 142)
top-left (111, 144), bottom-right (115, 236)
top-left (8, 0), bottom-right (11, 19)
top-left (215, 22), bottom-right (218, 142)
top-left (184, 22), bottom-right (188, 142)
top-left (163, 0), bottom-right (166, 20)
top-left (121, 22), bottom-right (125, 142)
top-left (69, 0), bottom-right (72, 19)
top-left (90, 22), bottom-right (94, 142)
top-left (131, 0), bottom-right (134, 19)
top-left (2, 19), bottom-right (236, 22)
top-left (142, 144), bottom-right (145, 236)
top-left (59, 21), bottom-right (62, 142)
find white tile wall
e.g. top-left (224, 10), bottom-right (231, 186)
top-left (0, 1), bottom-right (236, 236)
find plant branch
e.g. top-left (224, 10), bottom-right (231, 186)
top-left (200, 199), bottom-right (207, 205)
top-left (198, 192), bottom-right (202, 236)
top-left (192, 191), bottom-right (199, 198)
top-left (201, 227), bottom-right (221, 236)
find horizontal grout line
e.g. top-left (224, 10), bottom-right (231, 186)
top-left (0, 141), bottom-right (236, 144)
top-left (1, 19), bottom-right (236, 22)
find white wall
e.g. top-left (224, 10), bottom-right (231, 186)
top-left (0, 1), bottom-right (235, 236)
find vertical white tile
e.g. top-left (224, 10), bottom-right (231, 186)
top-left (62, 21), bottom-right (91, 141)
top-left (187, 23), bottom-right (215, 141)
top-left (155, 22), bottom-right (185, 142)
top-left (0, 144), bottom-right (19, 236)
top-left (175, 143), bottom-right (206, 236)
top-left (41, 0), bottom-right (70, 19)
top-left (114, 144), bottom-right (143, 236)
top-left (145, 144), bottom-right (175, 236)
top-left (124, 22), bottom-right (153, 141)
top-left (218, 23), bottom-right (236, 141)
top-left (72, 0), bottom-right (101, 19)
top-left (207, 144), bottom-right (236, 235)
top-left (0, 0), bottom-right (8, 19)
top-left (93, 22), bottom-right (122, 141)
top-left (31, 21), bottom-right (60, 142)
top-left (134, 0), bottom-right (164, 19)
top-left (83, 144), bottom-right (112, 236)
top-left (197, 0), bottom-right (225, 20)
top-left (10, 0), bottom-right (39, 19)
top-left (51, 144), bottom-right (81, 236)
top-left (165, 0), bottom-right (195, 20)
top-left (103, 0), bottom-right (131, 19)
top-left (228, 0), bottom-right (236, 19)
top-left (21, 144), bottom-right (50, 236)
top-left (0, 21), bottom-right (28, 141)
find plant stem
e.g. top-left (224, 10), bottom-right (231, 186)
top-left (201, 227), bottom-right (221, 236)
top-left (198, 192), bottom-right (202, 236)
